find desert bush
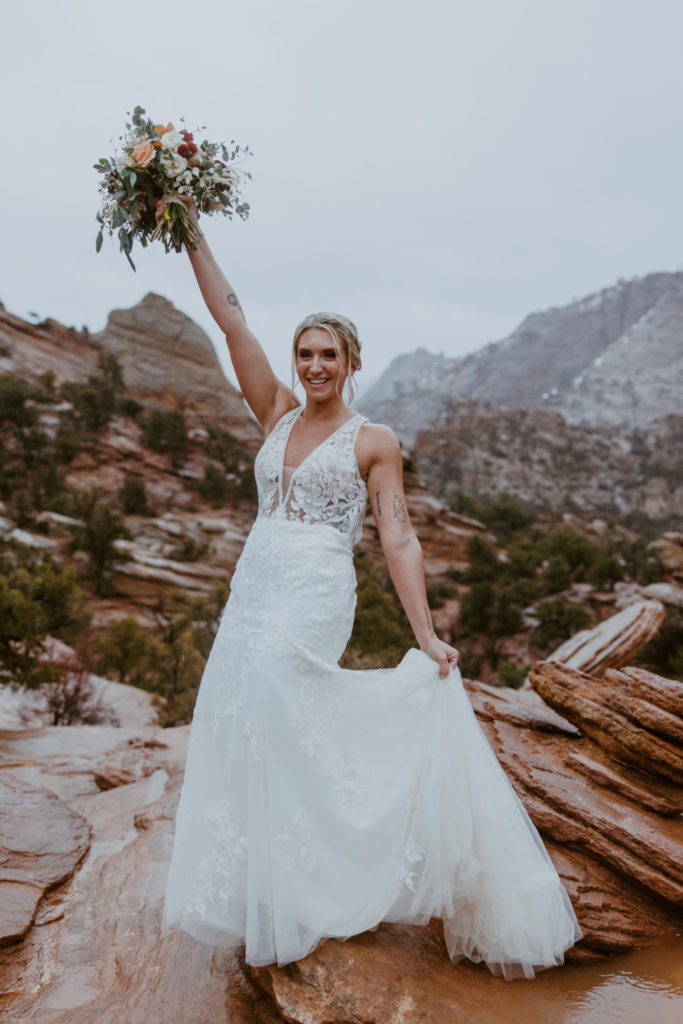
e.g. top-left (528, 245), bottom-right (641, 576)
top-left (426, 577), bottom-right (458, 608)
top-left (463, 535), bottom-right (501, 583)
top-left (119, 472), bottom-right (148, 515)
top-left (198, 464), bottom-right (230, 505)
top-left (61, 352), bottom-right (124, 432)
top-left (344, 555), bottom-right (415, 667)
top-left (54, 429), bottom-right (82, 464)
top-left (635, 608), bottom-right (683, 681)
top-left (541, 555), bottom-right (572, 595)
top-left (530, 598), bottom-right (592, 655)
top-left (449, 492), bottom-right (536, 544)
top-left (141, 409), bottom-right (189, 465)
top-left (170, 536), bottom-right (210, 562)
top-left (92, 615), bottom-right (161, 689)
top-left (148, 582), bottom-right (230, 726)
top-left (459, 582), bottom-right (496, 634)
top-left (69, 493), bottom-right (130, 595)
top-left (0, 548), bottom-right (91, 689)
top-left (496, 659), bottom-right (527, 688)
top-left (0, 374), bottom-right (37, 428)
top-left (39, 658), bottom-right (109, 726)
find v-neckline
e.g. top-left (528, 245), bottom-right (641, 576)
top-left (279, 407), bottom-right (358, 505)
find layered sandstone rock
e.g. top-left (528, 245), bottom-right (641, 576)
top-left (0, 294), bottom-right (257, 434)
top-left (2, 656), bottom-right (682, 1023)
top-left (96, 293), bottom-right (249, 424)
top-left (250, 667), bottom-right (683, 1021)
top-left (546, 598), bottom-right (666, 676)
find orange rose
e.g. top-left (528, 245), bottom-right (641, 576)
top-left (153, 123), bottom-right (174, 148)
top-left (132, 140), bottom-right (155, 168)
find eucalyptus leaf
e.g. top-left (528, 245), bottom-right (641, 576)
top-left (95, 230), bottom-right (103, 253)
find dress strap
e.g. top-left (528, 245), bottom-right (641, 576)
top-left (348, 414), bottom-right (369, 445)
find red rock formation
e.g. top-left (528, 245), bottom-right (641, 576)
top-left (546, 599), bottom-right (666, 676)
top-left (2, 656), bottom-right (681, 1022)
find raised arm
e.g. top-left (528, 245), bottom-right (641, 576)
top-left (157, 197), bottom-right (296, 432)
top-left (360, 425), bottom-right (460, 678)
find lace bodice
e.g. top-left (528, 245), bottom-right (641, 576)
top-left (254, 407), bottom-right (368, 546)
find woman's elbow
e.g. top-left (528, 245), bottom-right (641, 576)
top-left (381, 528), bottom-right (421, 560)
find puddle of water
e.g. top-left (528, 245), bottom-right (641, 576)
top-left (495, 940), bottom-right (683, 1024)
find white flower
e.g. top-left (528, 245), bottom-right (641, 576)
top-left (159, 151), bottom-right (188, 177)
top-left (116, 153), bottom-right (135, 170)
top-left (160, 129), bottom-right (184, 151)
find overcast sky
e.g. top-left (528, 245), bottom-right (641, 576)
top-left (2, 0), bottom-right (682, 391)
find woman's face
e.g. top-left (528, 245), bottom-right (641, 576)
top-left (295, 328), bottom-right (348, 403)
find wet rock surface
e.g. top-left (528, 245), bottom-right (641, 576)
top-left (1, 657), bottom-right (681, 1023)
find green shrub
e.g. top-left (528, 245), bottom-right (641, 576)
top-left (198, 465), bottom-right (230, 505)
top-left (635, 608), bottom-right (683, 681)
top-left (586, 550), bottom-right (623, 590)
top-left (0, 374), bottom-right (37, 428)
top-left (69, 494), bottom-right (131, 596)
top-left (490, 587), bottom-right (524, 637)
top-left (345, 555), bottom-right (415, 666)
top-left (426, 577), bottom-right (458, 608)
top-left (119, 472), bottom-right (148, 515)
top-left (141, 409), bottom-right (189, 465)
top-left (119, 398), bottom-right (144, 420)
top-left (460, 582), bottom-right (496, 633)
top-left (54, 430), bottom-right (82, 464)
top-left (542, 555), bottom-right (571, 595)
top-left (170, 536), bottom-right (210, 562)
top-left (463, 535), bottom-right (500, 583)
top-left (530, 598), bottom-right (592, 655)
top-left (0, 548), bottom-right (91, 688)
top-left (92, 615), bottom-right (161, 688)
top-left (497, 659), bottom-right (527, 688)
top-left (60, 352), bottom-right (124, 432)
top-left (449, 492), bottom-right (536, 544)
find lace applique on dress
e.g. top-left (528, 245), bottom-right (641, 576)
top-left (273, 808), bottom-right (316, 876)
top-left (254, 407), bottom-right (369, 546)
top-left (185, 801), bottom-right (248, 916)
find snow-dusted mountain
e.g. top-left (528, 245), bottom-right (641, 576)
top-left (359, 272), bottom-right (683, 445)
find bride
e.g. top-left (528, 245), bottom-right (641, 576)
top-left (161, 198), bottom-right (581, 978)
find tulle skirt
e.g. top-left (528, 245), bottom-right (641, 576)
top-left (163, 517), bottom-right (581, 978)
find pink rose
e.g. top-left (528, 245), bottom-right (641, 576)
top-left (132, 140), bottom-right (155, 168)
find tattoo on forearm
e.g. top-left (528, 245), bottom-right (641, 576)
top-left (424, 606), bottom-right (434, 634)
top-left (375, 491), bottom-right (382, 517)
top-left (227, 292), bottom-right (246, 322)
top-left (393, 494), bottom-right (407, 522)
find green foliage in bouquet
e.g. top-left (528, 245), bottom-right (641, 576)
top-left (94, 106), bottom-right (251, 269)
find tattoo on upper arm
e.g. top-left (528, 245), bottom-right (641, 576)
top-left (227, 292), bottom-right (246, 322)
top-left (393, 495), bottom-right (407, 522)
top-left (375, 491), bottom-right (382, 517)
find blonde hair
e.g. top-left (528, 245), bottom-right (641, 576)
top-left (292, 312), bottom-right (362, 403)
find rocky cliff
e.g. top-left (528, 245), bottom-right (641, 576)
top-left (0, 293), bottom-right (252, 429)
top-left (359, 271), bottom-right (683, 445)
top-left (412, 400), bottom-right (683, 519)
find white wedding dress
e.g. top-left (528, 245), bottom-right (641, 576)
top-left (163, 406), bottom-right (581, 978)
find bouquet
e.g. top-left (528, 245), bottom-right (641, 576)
top-left (94, 106), bottom-right (251, 270)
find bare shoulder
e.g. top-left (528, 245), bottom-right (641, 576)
top-left (357, 421), bottom-right (402, 477)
